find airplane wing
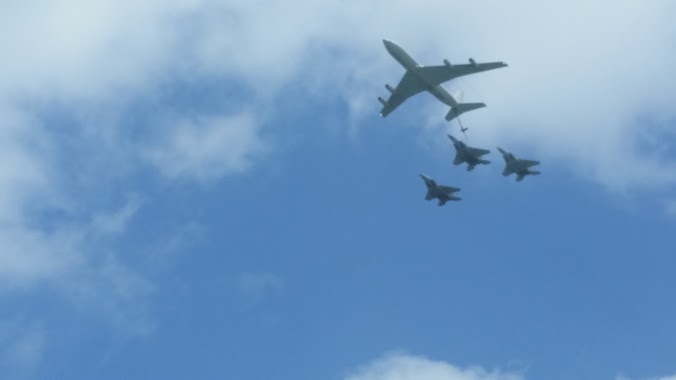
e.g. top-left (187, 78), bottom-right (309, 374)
top-left (416, 61), bottom-right (508, 86)
top-left (452, 152), bottom-right (465, 165)
top-left (425, 191), bottom-right (435, 200)
top-left (380, 70), bottom-right (427, 117)
top-left (469, 147), bottom-right (490, 157)
top-left (441, 185), bottom-right (460, 194)
top-left (521, 159), bottom-right (540, 167)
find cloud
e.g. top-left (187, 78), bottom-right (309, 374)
top-left (0, 157), bottom-right (153, 332)
top-left (90, 195), bottom-right (143, 237)
top-left (3, 0), bottom-right (671, 191)
top-left (186, 0), bottom-right (676, 191)
top-left (143, 113), bottom-right (267, 182)
top-left (0, 1), bottom-right (269, 349)
top-left (344, 353), bottom-right (524, 380)
top-left (0, 0), bottom-right (674, 363)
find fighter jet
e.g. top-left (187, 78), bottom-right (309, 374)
top-left (378, 39), bottom-right (507, 121)
top-left (497, 147), bottom-right (541, 182)
top-left (419, 174), bottom-right (461, 206)
top-left (448, 134), bottom-right (491, 171)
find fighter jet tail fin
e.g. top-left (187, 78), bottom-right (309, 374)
top-left (445, 102), bottom-right (485, 122)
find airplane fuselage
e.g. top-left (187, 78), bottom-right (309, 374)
top-left (384, 40), bottom-right (456, 108)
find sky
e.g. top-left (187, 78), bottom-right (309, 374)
top-left (0, 1), bottom-right (675, 379)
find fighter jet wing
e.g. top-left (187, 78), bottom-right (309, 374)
top-left (452, 153), bottom-right (465, 165)
top-left (441, 185), bottom-right (460, 194)
top-left (520, 159), bottom-right (540, 167)
top-left (469, 147), bottom-right (490, 157)
top-left (416, 61), bottom-right (508, 86)
top-left (380, 71), bottom-right (427, 117)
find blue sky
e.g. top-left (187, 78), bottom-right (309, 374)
top-left (1, 1), bottom-right (676, 379)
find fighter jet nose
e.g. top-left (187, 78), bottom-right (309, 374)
top-left (419, 173), bottom-right (430, 182)
top-left (382, 39), bottom-right (398, 52)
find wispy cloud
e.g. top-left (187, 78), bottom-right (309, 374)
top-left (143, 113), bottom-right (268, 182)
top-left (90, 195), bottom-right (143, 236)
top-left (0, 2), bottom-right (674, 376)
top-left (2, 0), bottom-right (673, 191)
top-left (344, 353), bottom-right (524, 380)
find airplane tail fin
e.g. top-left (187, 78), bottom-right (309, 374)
top-left (445, 102), bottom-right (486, 122)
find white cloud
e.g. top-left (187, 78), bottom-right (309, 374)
top-left (0, 226), bottom-right (83, 291)
top-left (143, 113), bottom-right (267, 182)
top-left (0, 0), bottom-right (674, 358)
top-left (1, 0), bottom-right (672, 190)
top-left (0, 151), bottom-right (153, 331)
top-left (345, 353), bottom-right (524, 380)
top-left (90, 195), bottom-right (143, 236)
top-left (126, 0), bottom-right (676, 191)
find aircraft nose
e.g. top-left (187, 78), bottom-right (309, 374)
top-left (382, 39), bottom-right (398, 52)
top-left (419, 173), bottom-right (430, 182)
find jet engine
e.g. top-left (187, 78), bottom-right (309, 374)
top-left (385, 84), bottom-right (395, 94)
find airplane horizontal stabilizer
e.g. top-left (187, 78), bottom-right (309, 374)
top-left (445, 102), bottom-right (486, 121)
